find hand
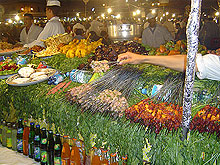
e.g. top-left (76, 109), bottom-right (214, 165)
top-left (117, 52), bottom-right (146, 65)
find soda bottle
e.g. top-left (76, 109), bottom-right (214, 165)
top-left (91, 147), bottom-right (101, 165)
top-left (100, 149), bottom-right (109, 165)
top-left (61, 135), bottom-right (71, 165)
top-left (70, 138), bottom-right (81, 165)
top-left (110, 153), bottom-right (118, 165)
top-left (48, 72), bottom-right (69, 85)
top-left (23, 120), bottom-right (30, 155)
top-left (40, 127), bottom-right (48, 165)
top-left (17, 119), bottom-right (23, 153)
top-left (34, 124), bottom-right (41, 162)
top-left (12, 123), bottom-right (17, 151)
top-left (2, 120), bottom-right (7, 147)
top-left (28, 122), bottom-right (35, 158)
top-left (0, 119), bottom-right (3, 144)
top-left (54, 134), bottom-right (62, 165)
top-left (6, 122), bottom-right (12, 149)
top-left (47, 130), bottom-right (54, 165)
top-left (122, 156), bottom-right (127, 165)
top-left (79, 140), bottom-right (86, 165)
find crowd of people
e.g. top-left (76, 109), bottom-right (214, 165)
top-left (0, 0), bottom-right (219, 81)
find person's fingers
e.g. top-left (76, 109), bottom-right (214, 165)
top-left (117, 53), bottom-right (129, 62)
top-left (119, 58), bottom-right (133, 65)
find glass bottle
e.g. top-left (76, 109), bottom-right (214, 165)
top-left (0, 119), bottom-right (3, 144)
top-left (100, 149), bottom-right (109, 165)
top-left (47, 130), bottom-right (55, 165)
top-left (54, 134), bottom-right (62, 165)
top-left (2, 120), bottom-right (7, 147)
top-left (91, 147), bottom-right (101, 165)
top-left (70, 138), bottom-right (81, 165)
top-left (40, 127), bottom-right (48, 165)
top-left (34, 124), bottom-right (41, 162)
top-left (6, 122), bottom-right (12, 149)
top-left (28, 122), bottom-right (35, 158)
top-left (79, 140), bottom-right (86, 165)
top-left (12, 123), bottom-right (17, 151)
top-left (110, 153), bottom-right (118, 165)
top-left (17, 119), bottom-right (23, 153)
top-left (23, 120), bottom-right (30, 155)
top-left (61, 135), bottom-right (71, 165)
top-left (122, 156), bottom-right (127, 165)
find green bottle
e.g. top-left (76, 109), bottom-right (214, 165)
top-left (6, 122), bottom-right (12, 149)
top-left (2, 121), bottom-right (7, 147)
top-left (0, 119), bottom-right (3, 144)
top-left (17, 118), bottom-right (23, 153)
top-left (12, 123), bottom-right (17, 151)
top-left (28, 122), bottom-right (35, 158)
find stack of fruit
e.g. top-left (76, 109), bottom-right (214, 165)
top-left (125, 98), bottom-right (183, 134)
top-left (190, 105), bottom-right (220, 137)
top-left (59, 38), bottom-right (103, 58)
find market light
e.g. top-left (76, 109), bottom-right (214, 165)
top-left (152, 9), bottom-right (156, 14)
top-left (157, 2), bottom-right (160, 5)
top-left (30, 7), bottom-right (33, 11)
top-left (116, 14), bottom-right (121, 19)
top-left (88, 16), bottom-right (92, 20)
top-left (91, 8), bottom-right (95, 12)
top-left (8, 19), bottom-right (13, 24)
top-left (101, 13), bottom-right (105, 18)
top-left (172, 13), bottom-right (176, 18)
top-left (76, 13), bottom-right (80, 17)
top-left (126, 0), bottom-right (128, 2)
top-left (166, 12), bottom-right (169, 16)
top-left (21, 7), bottom-right (24, 11)
top-left (107, 8), bottom-right (112, 14)
top-left (215, 12), bottom-right (219, 16)
top-left (133, 11), bottom-right (137, 16)
top-left (15, 15), bottom-right (20, 21)
top-left (102, 4), bottom-right (106, 7)
top-left (136, 10), bottom-right (141, 15)
top-left (152, 3), bottom-right (154, 6)
top-left (163, 14), bottom-right (165, 17)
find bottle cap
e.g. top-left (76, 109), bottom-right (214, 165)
top-left (36, 124), bottom-right (40, 128)
top-left (101, 149), bottom-right (108, 153)
top-left (30, 122), bottom-right (35, 125)
top-left (48, 130), bottom-right (53, 134)
top-left (63, 135), bottom-right (69, 138)
top-left (122, 156), bottom-right (127, 160)
top-left (111, 153), bottom-right (117, 157)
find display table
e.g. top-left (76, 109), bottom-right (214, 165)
top-left (0, 145), bottom-right (39, 165)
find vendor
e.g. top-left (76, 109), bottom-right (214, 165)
top-left (20, 13), bottom-right (43, 45)
top-left (24, 0), bottom-right (65, 48)
top-left (118, 52), bottom-right (220, 81)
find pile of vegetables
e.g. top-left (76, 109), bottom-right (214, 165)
top-left (190, 105), bottom-right (220, 137)
top-left (125, 98), bottom-right (183, 134)
top-left (0, 58), bottom-right (19, 75)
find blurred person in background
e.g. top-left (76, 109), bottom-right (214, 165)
top-left (72, 21), bottom-right (85, 35)
top-left (175, 23), bottom-right (186, 41)
top-left (100, 30), bottom-right (111, 45)
top-left (199, 16), bottom-right (220, 50)
top-left (0, 32), bottom-right (16, 45)
top-left (24, 0), bottom-right (65, 48)
top-left (88, 17), bottom-right (103, 36)
top-left (142, 13), bottom-right (173, 48)
top-left (89, 31), bottom-right (100, 42)
top-left (20, 13), bottom-right (43, 45)
top-left (73, 28), bottom-right (86, 41)
top-left (162, 19), bottom-right (176, 38)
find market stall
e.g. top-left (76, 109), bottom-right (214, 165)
top-left (0, 0), bottom-right (220, 164)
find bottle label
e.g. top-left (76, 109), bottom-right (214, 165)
top-left (79, 148), bottom-right (84, 164)
top-left (41, 138), bottom-right (47, 144)
top-left (61, 159), bottom-right (70, 165)
top-left (54, 157), bottom-right (61, 165)
top-left (34, 135), bottom-right (40, 141)
top-left (41, 150), bottom-right (47, 163)
top-left (7, 137), bottom-right (12, 148)
top-left (70, 69), bottom-right (92, 83)
top-left (17, 128), bottom-right (23, 134)
top-left (34, 146), bottom-right (40, 159)
top-left (28, 143), bottom-right (34, 156)
top-left (17, 139), bottom-right (23, 151)
top-left (54, 144), bottom-right (60, 150)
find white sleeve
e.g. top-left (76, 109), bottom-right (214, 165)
top-left (196, 54), bottom-right (220, 81)
top-left (20, 28), bottom-right (25, 44)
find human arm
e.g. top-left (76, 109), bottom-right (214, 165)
top-left (118, 52), bottom-right (188, 72)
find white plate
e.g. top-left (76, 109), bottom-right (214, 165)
top-left (0, 48), bottom-right (26, 56)
top-left (0, 73), bottom-right (16, 79)
top-left (6, 69), bottom-right (56, 86)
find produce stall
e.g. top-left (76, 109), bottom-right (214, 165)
top-left (0, 1), bottom-right (220, 164)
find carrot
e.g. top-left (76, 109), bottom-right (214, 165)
top-left (63, 81), bottom-right (72, 91)
top-left (46, 82), bottom-right (66, 95)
